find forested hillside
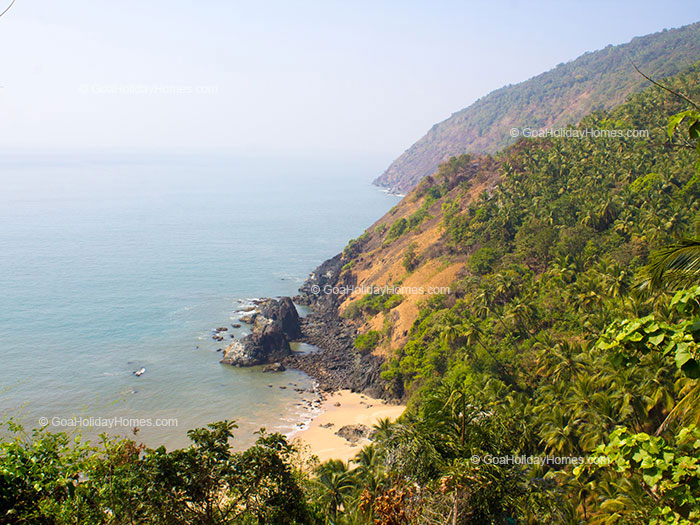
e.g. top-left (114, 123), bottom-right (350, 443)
top-left (325, 63), bottom-right (700, 522)
top-left (3, 65), bottom-right (700, 524)
top-left (374, 21), bottom-right (700, 193)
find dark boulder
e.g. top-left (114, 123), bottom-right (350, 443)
top-left (220, 297), bottom-right (302, 367)
top-left (257, 297), bottom-right (302, 339)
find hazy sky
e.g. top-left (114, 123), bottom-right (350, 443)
top-left (0, 1), bottom-right (697, 162)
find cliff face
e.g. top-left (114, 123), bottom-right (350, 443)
top-left (373, 21), bottom-right (700, 193)
top-left (297, 155), bottom-right (501, 390)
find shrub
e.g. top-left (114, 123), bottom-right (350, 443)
top-left (386, 218), bottom-right (408, 242)
top-left (354, 330), bottom-right (381, 352)
top-left (470, 246), bottom-right (498, 275)
top-left (403, 243), bottom-right (420, 272)
top-left (342, 293), bottom-right (403, 319)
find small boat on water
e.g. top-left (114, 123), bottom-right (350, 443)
top-left (133, 367), bottom-right (146, 377)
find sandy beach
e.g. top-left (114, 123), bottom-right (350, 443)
top-left (293, 390), bottom-right (404, 463)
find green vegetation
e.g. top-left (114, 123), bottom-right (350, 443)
top-left (385, 218), bottom-right (408, 243)
top-left (370, 65), bottom-right (700, 522)
top-left (343, 292), bottom-right (403, 320)
top-left (354, 330), bottom-right (381, 352)
top-left (0, 421), bottom-right (315, 524)
top-left (407, 205), bottom-right (432, 231)
top-left (374, 22), bottom-right (700, 192)
top-left (343, 232), bottom-right (369, 259)
top-left (402, 243), bottom-right (420, 273)
top-left (468, 245), bottom-right (498, 275)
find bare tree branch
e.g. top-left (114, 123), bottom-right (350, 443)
top-left (630, 60), bottom-right (700, 111)
top-left (0, 0), bottom-right (16, 19)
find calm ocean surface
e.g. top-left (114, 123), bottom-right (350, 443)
top-left (0, 154), bottom-right (398, 449)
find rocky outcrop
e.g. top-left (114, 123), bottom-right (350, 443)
top-left (287, 259), bottom-right (403, 401)
top-left (219, 263), bottom-right (401, 400)
top-left (296, 253), bottom-right (350, 311)
top-left (335, 424), bottom-right (373, 445)
top-left (282, 311), bottom-right (391, 398)
top-left (220, 297), bottom-right (300, 367)
top-left (260, 296), bottom-right (302, 340)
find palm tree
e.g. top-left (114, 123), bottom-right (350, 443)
top-left (639, 238), bottom-right (700, 292)
top-left (316, 460), bottom-right (356, 522)
top-left (351, 445), bottom-right (384, 521)
top-left (535, 341), bottom-right (589, 383)
top-left (453, 319), bottom-right (519, 388)
top-left (539, 406), bottom-right (580, 456)
top-left (655, 381), bottom-right (700, 436)
top-left (372, 418), bottom-right (393, 442)
top-left (505, 295), bottom-right (537, 335)
top-left (353, 444), bottom-right (379, 477)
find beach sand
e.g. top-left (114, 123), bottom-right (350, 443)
top-left (293, 390), bottom-right (404, 463)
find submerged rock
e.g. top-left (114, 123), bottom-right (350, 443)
top-left (261, 362), bottom-right (286, 373)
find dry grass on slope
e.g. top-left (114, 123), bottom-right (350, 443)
top-left (338, 159), bottom-right (501, 354)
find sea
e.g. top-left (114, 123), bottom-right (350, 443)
top-left (0, 153), bottom-right (398, 449)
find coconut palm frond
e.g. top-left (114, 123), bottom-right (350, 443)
top-left (638, 238), bottom-right (700, 292)
top-left (655, 382), bottom-right (700, 436)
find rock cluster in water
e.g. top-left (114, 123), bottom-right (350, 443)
top-left (220, 297), bottom-right (300, 367)
top-left (218, 253), bottom-right (403, 402)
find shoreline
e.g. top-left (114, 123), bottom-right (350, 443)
top-left (222, 295), bottom-right (404, 460)
top-left (291, 389), bottom-right (404, 463)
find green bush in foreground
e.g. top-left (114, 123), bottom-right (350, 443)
top-left (0, 420), bottom-right (317, 524)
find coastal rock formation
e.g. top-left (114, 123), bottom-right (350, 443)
top-left (239, 314), bottom-right (256, 324)
top-left (287, 258), bottom-right (402, 401)
top-left (219, 268), bottom-right (399, 399)
top-left (296, 253), bottom-right (348, 311)
top-left (220, 297), bottom-right (301, 367)
top-left (261, 296), bottom-right (302, 340)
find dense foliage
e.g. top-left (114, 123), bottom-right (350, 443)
top-left (367, 65), bottom-right (700, 523)
top-left (374, 22), bottom-right (700, 192)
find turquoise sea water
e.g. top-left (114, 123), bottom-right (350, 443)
top-left (0, 154), bottom-right (398, 449)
